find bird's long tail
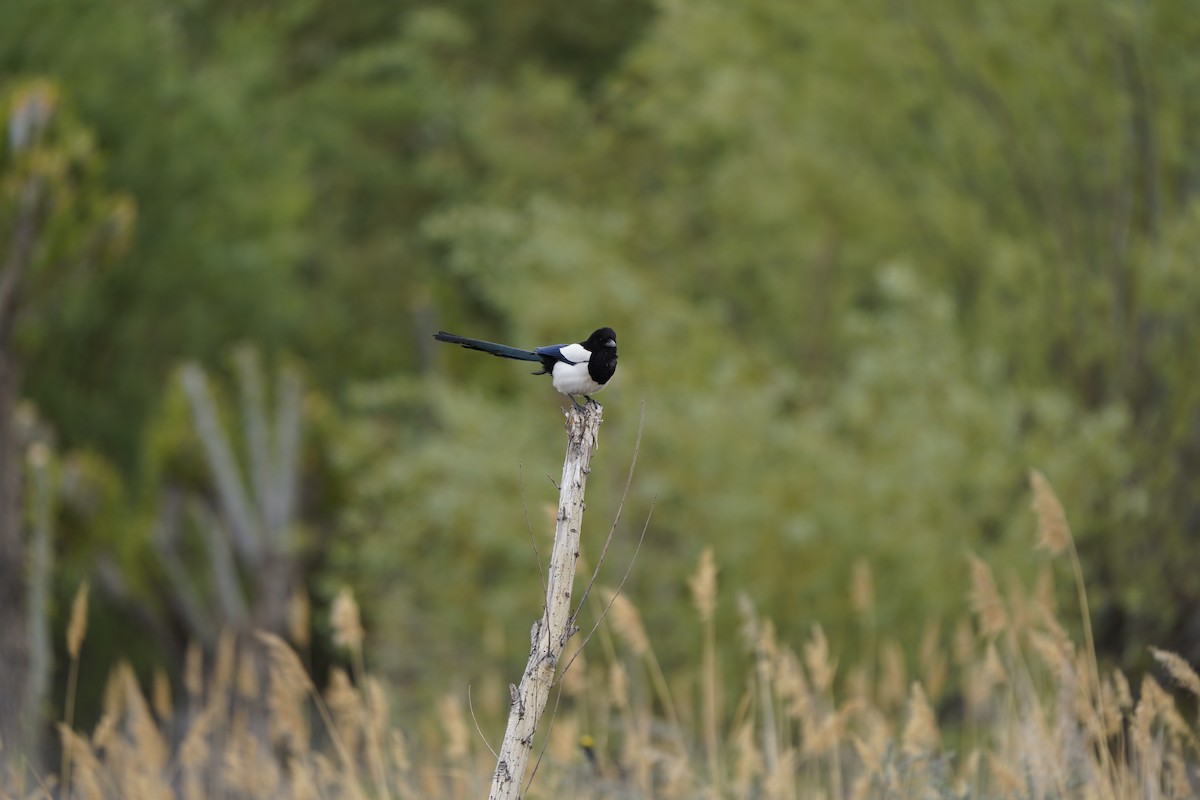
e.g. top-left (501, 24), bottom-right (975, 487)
top-left (433, 331), bottom-right (542, 362)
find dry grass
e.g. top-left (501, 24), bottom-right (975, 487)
top-left (7, 476), bottom-right (1200, 799)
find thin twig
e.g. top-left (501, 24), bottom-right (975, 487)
top-left (525, 502), bottom-right (654, 794)
top-left (467, 684), bottom-right (499, 759)
top-left (574, 400), bottom-right (646, 616)
top-left (522, 402), bottom-right (647, 793)
top-left (562, 502), bottom-right (654, 676)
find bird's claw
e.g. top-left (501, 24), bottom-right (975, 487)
top-left (568, 396), bottom-right (599, 412)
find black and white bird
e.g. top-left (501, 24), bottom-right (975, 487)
top-left (433, 327), bottom-right (618, 406)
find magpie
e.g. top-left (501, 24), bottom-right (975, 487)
top-left (434, 327), bottom-right (618, 406)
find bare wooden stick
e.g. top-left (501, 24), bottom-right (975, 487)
top-left (488, 402), bottom-right (603, 800)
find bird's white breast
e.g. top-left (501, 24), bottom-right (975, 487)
top-left (551, 361), bottom-right (603, 396)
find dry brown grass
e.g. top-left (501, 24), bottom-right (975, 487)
top-left (8, 474), bottom-right (1200, 799)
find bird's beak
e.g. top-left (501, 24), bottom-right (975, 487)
top-left (606, 339), bottom-right (617, 347)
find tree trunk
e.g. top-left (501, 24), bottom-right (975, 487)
top-left (0, 351), bottom-right (28, 769)
top-left (489, 402), bottom-right (603, 800)
top-left (0, 174), bottom-right (43, 780)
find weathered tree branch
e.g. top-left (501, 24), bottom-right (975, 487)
top-left (190, 500), bottom-right (250, 625)
top-left (153, 490), bottom-right (219, 640)
top-left (489, 402), bottom-right (603, 800)
top-left (180, 364), bottom-right (264, 561)
top-left (0, 179), bottom-right (43, 343)
top-left (174, 356), bottom-right (304, 637)
top-left (0, 157), bottom-right (47, 779)
top-left (235, 346), bottom-right (274, 532)
top-left (24, 445), bottom-right (53, 772)
top-left (270, 366), bottom-right (302, 542)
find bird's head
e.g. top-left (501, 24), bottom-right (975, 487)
top-left (587, 327), bottom-right (617, 352)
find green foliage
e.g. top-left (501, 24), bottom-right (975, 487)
top-left (330, 377), bottom-right (574, 687)
top-left (337, 268), bottom-right (1132, 691)
top-left (401, 0), bottom-right (1200, 677)
top-left (3, 0), bottom-right (308, 467)
top-left (727, 269), bottom-right (1130, 652)
top-left (1, 79), bottom-right (134, 343)
top-left (5, 0), bottom-right (1200, 725)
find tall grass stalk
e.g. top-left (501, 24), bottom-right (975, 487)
top-left (58, 580), bottom-right (88, 800)
top-left (1031, 468), bottom-right (1115, 790)
top-left (332, 587), bottom-right (391, 800)
top-left (689, 547), bottom-right (724, 795)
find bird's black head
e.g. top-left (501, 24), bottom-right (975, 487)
top-left (584, 327), bottom-right (617, 353)
top-left (583, 327), bottom-right (618, 385)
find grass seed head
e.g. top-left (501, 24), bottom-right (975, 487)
top-left (1034, 565), bottom-right (1056, 614)
top-left (67, 580), bottom-right (89, 660)
top-left (289, 586), bottom-right (312, 649)
top-left (851, 558), bottom-right (874, 615)
top-left (152, 667), bottom-right (173, 722)
top-left (689, 547), bottom-right (718, 622)
top-left (732, 721), bottom-right (763, 791)
top-left (737, 591), bottom-right (760, 645)
top-left (288, 757), bottom-right (320, 800)
top-left (1132, 675), bottom-right (1170, 764)
top-left (604, 588), bottom-right (649, 657)
top-left (91, 712), bottom-right (117, 752)
top-left (213, 629), bottom-right (236, 700)
top-left (802, 707), bottom-right (844, 757)
top-left (952, 618), bottom-right (975, 666)
top-left (237, 650), bottom-right (260, 699)
top-left (805, 624), bottom-right (834, 694)
top-left (1030, 469), bottom-right (1071, 556)
top-left (438, 693), bottom-right (470, 763)
top-left (257, 631), bottom-right (313, 752)
top-left (968, 554), bottom-right (1008, 638)
top-left (879, 640), bottom-right (907, 711)
top-left (1166, 747), bottom-right (1190, 799)
top-left (180, 705), bottom-right (215, 772)
top-left (366, 676), bottom-right (389, 738)
top-left (1150, 647), bottom-right (1200, 700)
top-left (391, 728), bottom-right (412, 775)
top-left (120, 662), bottom-right (169, 771)
top-left (776, 646), bottom-right (811, 719)
top-left (327, 667), bottom-right (364, 755)
top-left (1113, 668), bottom-right (1133, 711)
top-left (1099, 677), bottom-right (1124, 739)
top-left (59, 724), bottom-right (103, 800)
top-left (332, 586), bottom-right (365, 650)
top-left (987, 751), bottom-right (1024, 795)
top-left (983, 642), bottom-right (1008, 687)
top-left (902, 682), bottom-right (939, 756)
top-left (957, 748), bottom-right (982, 796)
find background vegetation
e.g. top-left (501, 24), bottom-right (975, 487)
top-left (3, 0), bottom-right (1200, 792)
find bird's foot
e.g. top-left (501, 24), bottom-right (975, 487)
top-left (567, 396), bottom-right (600, 413)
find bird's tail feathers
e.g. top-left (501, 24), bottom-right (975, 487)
top-left (433, 331), bottom-right (542, 362)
